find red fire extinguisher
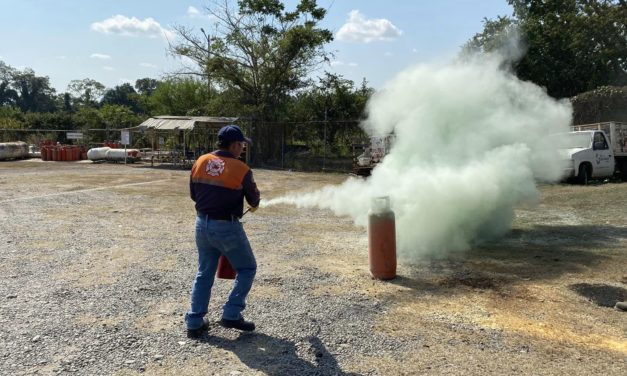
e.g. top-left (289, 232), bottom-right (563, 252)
top-left (217, 255), bottom-right (236, 279)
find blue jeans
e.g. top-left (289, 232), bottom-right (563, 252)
top-left (185, 215), bottom-right (257, 330)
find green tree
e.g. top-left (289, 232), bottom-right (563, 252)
top-left (99, 104), bottom-right (142, 129)
top-left (0, 61), bottom-right (18, 107)
top-left (145, 78), bottom-right (209, 116)
top-left (73, 107), bottom-right (104, 130)
top-left (101, 83), bottom-right (140, 112)
top-left (169, 0), bottom-right (333, 120)
top-left (288, 73), bottom-right (372, 121)
top-left (286, 73), bottom-right (373, 154)
top-left (11, 69), bottom-right (57, 112)
top-left (465, 0), bottom-right (627, 98)
top-left (66, 78), bottom-right (105, 108)
top-left (135, 78), bottom-right (159, 96)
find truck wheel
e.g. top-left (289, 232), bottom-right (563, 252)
top-left (577, 164), bottom-right (589, 185)
top-left (620, 161), bottom-right (627, 182)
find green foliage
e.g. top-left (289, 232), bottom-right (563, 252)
top-left (465, 0), bottom-right (627, 98)
top-left (22, 112), bottom-right (73, 130)
top-left (102, 83), bottom-right (140, 112)
top-left (170, 0), bottom-right (333, 120)
top-left (73, 107), bottom-right (103, 130)
top-left (11, 69), bottom-right (57, 112)
top-left (66, 78), bottom-right (105, 108)
top-left (462, 16), bottom-right (518, 56)
top-left (145, 78), bottom-right (209, 116)
top-left (135, 78), bottom-right (159, 96)
top-left (99, 104), bottom-right (142, 129)
top-left (571, 85), bottom-right (627, 124)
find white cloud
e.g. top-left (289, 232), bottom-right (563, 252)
top-left (188, 6), bottom-right (201, 17)
top-left (91, 15), bottom-right (175, 41)
top-left (103, 66), bottom-right (115, 71)
top-left (140, 62), bottom-right (158, 68)
top-left (187, 5), bottom-right (216, 20)
top-left (330, 60), bottom-right (358, 67)
top-left (90, 53), bottom-right (111, 60)
top-left (336, 10), bottom-right (402, 43)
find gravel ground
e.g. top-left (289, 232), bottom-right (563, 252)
top-left (0, 160), bottom-right (626, 376)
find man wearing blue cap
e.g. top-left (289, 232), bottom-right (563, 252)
top-left (185, 124), bottom-right (260, 338)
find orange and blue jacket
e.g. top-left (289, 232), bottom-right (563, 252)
top-left (190, 150), bottom-right (260, 219)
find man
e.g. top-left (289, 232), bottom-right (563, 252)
top-left (185, 124), bottom-right (260, 339)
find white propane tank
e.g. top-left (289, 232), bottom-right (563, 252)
top-left (105, 148), bottom-right (128, 161)
top-left (105, 148), bottom-right (140, 162)
top-left (87, 147), bottom-right (110, 161)
top-left (0, 142), bottom-right (29, 161)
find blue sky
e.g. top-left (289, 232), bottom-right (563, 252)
top-left (0, 0), bottom-right (513, 92)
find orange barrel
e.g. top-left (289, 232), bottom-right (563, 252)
top-left (368, 196), bottom-right (396, 280)
top-left (61, 147), bottom-right (67, 161)
top-left (52, 147), bottom-right (59, 161)
top-left (217, 255), bottom-right (236, 279)
top-left (45, 147), bottom-right (52, 161)
top-left (41, 146), bottom-right (48, 161)
top-left (75, 147), bottom-right (81, 161)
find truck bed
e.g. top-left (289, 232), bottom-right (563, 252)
top-left (572, 121), bottom-right (627, 156)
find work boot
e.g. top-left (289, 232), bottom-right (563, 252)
top-left (615, 301), bottom-right (627, 311)
top-left (219, 317), bottom-right (255, 332)
top-left (186, 318), bottom-right (210, 339)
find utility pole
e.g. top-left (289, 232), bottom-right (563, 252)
top-left (200, 28), bottom-right (211, 101)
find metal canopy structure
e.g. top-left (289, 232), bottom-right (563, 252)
top-left (133, 116), bottom-right (238, 131)
top-left (125, 115), bottom-right (243, 167)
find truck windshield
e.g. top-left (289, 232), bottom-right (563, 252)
top-left (551, 133), bottom-right (592, 149)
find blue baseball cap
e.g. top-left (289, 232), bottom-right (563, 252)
top-left (218, 125), bottom-right (252, 145)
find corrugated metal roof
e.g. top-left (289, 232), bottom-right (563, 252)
top-left (134, 116), bottom-right (239, 131)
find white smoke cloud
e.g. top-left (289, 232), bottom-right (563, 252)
top-left (263, 51), bottom-right (572, 261)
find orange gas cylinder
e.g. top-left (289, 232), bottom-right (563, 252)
top-left (41, 146), bottom-right (48, 161)
top-left (52, 147), bottom-right (59, 161)
top-left (368, 196), bottom-right (396, 280)
top-left (217, 255), bottom-right (236, 279)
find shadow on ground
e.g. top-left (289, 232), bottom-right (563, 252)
top-left (202, 332), bottom-right (360, 376)
top-left (389, 224), bottom-right (627, 296)
top-left (569, 283), bottom-right (627, 307)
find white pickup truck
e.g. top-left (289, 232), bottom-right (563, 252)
top-left (560, 121), bottom-right (627, 184)
top-left (352, 135), bottom-right (394, 176)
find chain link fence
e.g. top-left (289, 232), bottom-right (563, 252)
top-left (247, 120), bottom-right (369, 172)
top-left (1, 120), bottom-right (370, 172)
